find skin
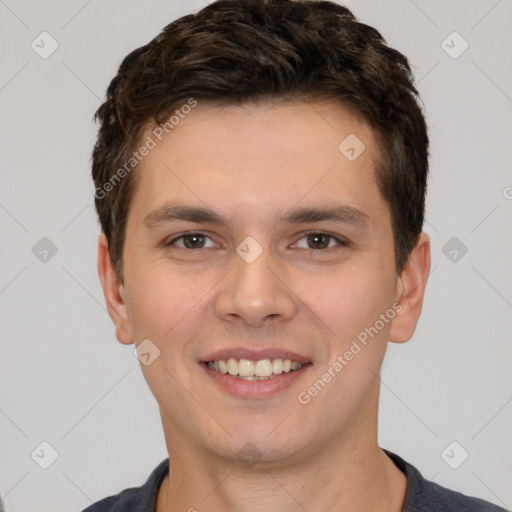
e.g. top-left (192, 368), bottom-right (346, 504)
top-left (98, 99), bottom-right (431, 512)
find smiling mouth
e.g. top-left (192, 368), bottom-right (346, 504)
top-left (204, 357), bottom-right (306, 381)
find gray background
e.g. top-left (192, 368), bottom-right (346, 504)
top-left (1, 0), bottom-right (511, 510)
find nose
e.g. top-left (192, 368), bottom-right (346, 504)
top-left (215, 242), bottom-right (297, 328)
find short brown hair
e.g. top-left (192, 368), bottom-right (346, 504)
top-left (92, 0), bottom-right (429, 279)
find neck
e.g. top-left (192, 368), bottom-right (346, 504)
top-left (156, 419), bottom-right (406, 512)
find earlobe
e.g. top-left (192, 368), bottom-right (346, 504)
top-left (389, 232), bottom-right (431, 344)
top-left (97, 233), bottom-right (134, 345)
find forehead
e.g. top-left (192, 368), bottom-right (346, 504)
top-left (127, 99), bottom-right (388, 232)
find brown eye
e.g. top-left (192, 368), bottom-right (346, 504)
top-left (306, 233), bottom-right (330, 249)
top-left (165, 232), bottom-right (216, 249)
top-left (181, 234), bottom-right (206, 248)
top-left (295, 232), bottom-right (346, 250)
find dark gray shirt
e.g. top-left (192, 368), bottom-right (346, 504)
top-left (82, 450), bottom-right (507, 511)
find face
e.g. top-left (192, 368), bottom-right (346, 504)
top-left (100, 99), bottom-right (428, 466)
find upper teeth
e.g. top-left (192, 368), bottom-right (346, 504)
top-left (206, 358), bottom-right (303, 377)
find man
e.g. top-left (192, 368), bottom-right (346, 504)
top-left (86, 0), bottom-right (506, 510)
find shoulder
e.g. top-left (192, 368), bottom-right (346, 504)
top-left (384, 450), bottom-right (508, 512)
top-left (81, 459), bottom-right (169, 512)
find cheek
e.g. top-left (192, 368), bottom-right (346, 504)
top-left (125, 264), bottom-right (202, 342)
top-left (304, 265), bottom-right (390, 336)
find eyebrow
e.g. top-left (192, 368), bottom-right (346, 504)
top-left (143, 201), bottom-right (371, 230)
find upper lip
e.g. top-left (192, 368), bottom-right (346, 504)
top-left (200, 347), bottom-right (312, 364)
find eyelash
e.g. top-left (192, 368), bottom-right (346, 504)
top-left (164, 231), bottom-right (349, 251)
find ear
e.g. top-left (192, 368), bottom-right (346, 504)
top-left (97, 233), bottom-right (133, 345)
top-left (389, 232), bottom-right (431, 344)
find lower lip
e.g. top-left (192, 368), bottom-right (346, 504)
top-left (200, 363), bottom-right (312, 399)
